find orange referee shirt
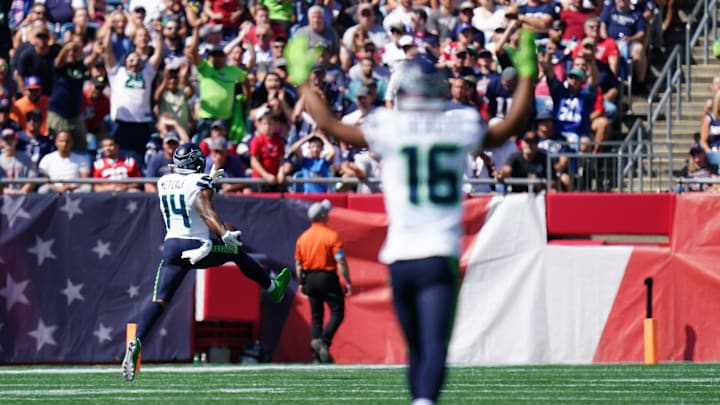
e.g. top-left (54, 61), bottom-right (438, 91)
top-left (295, 222), bottom-right (344, 272)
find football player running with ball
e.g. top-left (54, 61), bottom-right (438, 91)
top-left (285, 29), bottom-right (538, 404)
top-left (121, 143), bottom-right (291, 382)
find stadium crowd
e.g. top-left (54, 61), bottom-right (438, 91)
top-left (0, 0), bottom-right (678, 194)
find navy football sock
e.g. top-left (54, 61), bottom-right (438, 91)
top-left (136, 302), bottom-right (164, 342)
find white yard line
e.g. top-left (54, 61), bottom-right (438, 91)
top-left (0, 364), bottom-right (405, 375)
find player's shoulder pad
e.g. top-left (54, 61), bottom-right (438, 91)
top-left (196, 174), bottom-right (215, 190)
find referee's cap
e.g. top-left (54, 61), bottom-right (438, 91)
top-left (308, 199), bottom-right (332, 221)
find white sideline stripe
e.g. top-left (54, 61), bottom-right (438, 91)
top-left (0, 364), bottom-right (405, 375)
top-left (2, 388), bottom-right (282, 396)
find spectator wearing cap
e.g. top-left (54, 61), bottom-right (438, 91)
top-left (679, 144), bottom-right (720, 192)
top-left (20, 109), bottom-right (53, 168)
top-left (145, 112), bottom-right (191, 164)
top-left (81, 76), bottom-right (111, 140)
top-left (154, 61), bottom-right (194, 132)
top-left (248, 106), bottom-right (286, 192)
top-left (144, 130), bottom-right (181, 192)
top-left (0, 97), bottom-right (23, 134)
top-left (288, 130), bottom-right (335, 193)
top-left (547, 19), bottom-right (572, 51)
top-left (16, 21), bottom-right (60, 97)
top-left (47, 34), bottom-right (102, 151)
top-left (11, 5), bottom-right (54, 56)
top-left (381, 23), bottom-right (409, 72)
top-left (126, 0), bottom-right (164, 26)
top-left (204, 136), bottom-right (249, 194)
top-left (382, 0), bottom-right (413, 34)
top-left (569, 51), bottom-right (615, 154)
top-left (342, 3), bottom-right (389, 51)
top-left (440, 21), bottom-right (477, 66)
top-left (535, 109), bottom-right (572, 190)
top-left (188, 21), bottom-right (249, 141)
top-left (454, 1), bottom-right (484, 45)
top-left (540, 47), bottom-right (599, 152)
top-left (0, 128), bottom-right (38, 195)
top-left (37, 130), bottom-right (91, 193)
top-left (12, 76), bottom-right (49, 134)
top-left (92, 136), bottom-right (142, 192)
top-left (442, 44), bottom-right (475, 79)
top-left (199, 119), bottom-right (235, 156)
top-left (197, 21), bottom-right (224, 57)
top-left (484, 67), bottom-right (518, 121)
top-left (294, 5), bottom-right (340, 56)
top-left (498, 130), bottom-right (556, 193)
top-left (103, 17), bottom-right (163, 160)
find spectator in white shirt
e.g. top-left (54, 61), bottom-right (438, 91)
top-left (37, 130), bottom-right (91, 193)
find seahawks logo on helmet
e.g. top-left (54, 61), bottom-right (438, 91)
top-left (172, 143), bottom-right (206, 174)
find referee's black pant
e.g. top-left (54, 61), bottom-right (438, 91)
top-left (303, 270), bottom-right (345, 347)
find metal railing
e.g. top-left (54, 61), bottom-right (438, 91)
top-left (685, 0), bottom-right (718, 101)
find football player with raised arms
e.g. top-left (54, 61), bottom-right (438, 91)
top-left (285, 29), bottom-right (538, 404)
top-left (121, 143), bottom-right (291, 381)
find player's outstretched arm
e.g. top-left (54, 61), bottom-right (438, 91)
top-left (484, 28), bottom-right (538, 148)
top-left (285, 34), bottom-right (368, 148)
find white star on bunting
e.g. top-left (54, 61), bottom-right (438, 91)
top-left (27, 236), bottom-right (56, 266)
top-left (93, 323), bottom-right (113, 344)
top-left (60, 279), bottom-right (85, 306)
top-left (1, 196), bottom-right (31, 227)
top-left (127, 285), bottom-right (140, 299)
top-left (92, 240), bottom-right (112, 260)
top-left (126, 200), bottom-right (139, 214)
top-left (28, 319), bottom-right (58, 352)
top-left (0, 273), bottom-right (30, 312)
top-left (59, 195), bottom-right (84, 220)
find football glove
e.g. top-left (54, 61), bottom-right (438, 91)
top-left (181, 240), bottom-right (212, 265)
top-left (283, 34), bottom-right (322, 86)
top-left (511, 29), bottom-right (538, 80)
top-left (222, 230), bottom-right (243, 248)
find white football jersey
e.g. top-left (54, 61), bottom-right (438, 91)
top-left (362, 107), bottom-right (487, 263)
top-left (157, 172), bottom-right (215, 241)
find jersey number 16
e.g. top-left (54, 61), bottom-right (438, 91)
top-left (400, 144), bottom-right (461, 205)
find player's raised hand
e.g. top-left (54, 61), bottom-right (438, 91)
top-left (511, 29), bottom-right (538, 80)
top-left (222, 230), bottom-right (243, 248)
top-left (283, 34), bottom-right (322, 86)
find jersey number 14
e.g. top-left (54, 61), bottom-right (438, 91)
top-left (161, 194), bottom-right (191, 229)
top-left (400, 144), bottom-right (460, 205)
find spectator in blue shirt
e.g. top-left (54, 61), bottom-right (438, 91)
top-left (289, 131), bottom-right (336, 193)
top-left (600, 0), bottom-right (647, 84)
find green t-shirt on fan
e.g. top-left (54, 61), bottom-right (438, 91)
top-left (197, 59), bottom-right (247, 120)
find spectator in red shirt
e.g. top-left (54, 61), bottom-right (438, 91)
top-left (92, 136), bottom-right (142, 192)
top-left (82, 75), bottom-right (110, 140)
top-left (249, 107), bottom-right (285, 192)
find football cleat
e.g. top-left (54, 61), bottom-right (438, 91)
top-left (311, 339), bottom-right (331, 363)
top-left (122, 337), bottom-right (142, 382)
top-left (268, 267), bottom-right (291, 303)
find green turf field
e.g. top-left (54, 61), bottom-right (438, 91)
top-left (0, 363), bottom-right (719, 404)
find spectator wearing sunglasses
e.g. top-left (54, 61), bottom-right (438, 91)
top-left (103, 20), bottom-right (164, 160)
top-left (342, 3), bottom-right (388, 51)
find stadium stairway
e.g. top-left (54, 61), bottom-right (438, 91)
top-left (620, 21), bottom-right (720, 191)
